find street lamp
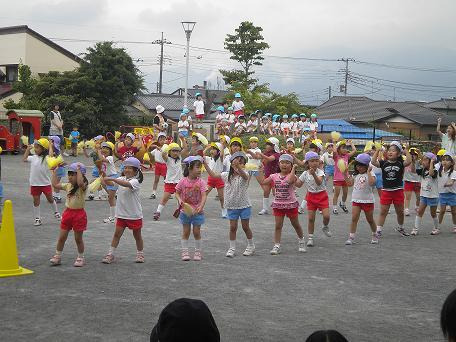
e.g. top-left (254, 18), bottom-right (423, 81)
top-left (181, 21), bottom-right (196, 108)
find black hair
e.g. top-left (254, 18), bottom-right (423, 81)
top-left (230, 141), bottom-right (242, 149)
top-left (103, 146), bottom-right (113, 156)
top-left (352, 161), bottom-right (368, 176)
top-left (211, 147), bottom-right (221, 162)
top-left (36, 145), bottom-right (49, 164)
top-left (183, 160), bottom-right (202, 177)
top-left (120, 167), bottom-right (144, 183)
top-left (305, 330), bottom-right (348, 342)
top-left (67, 171), bottom-right (89, 197)
top-left (228, 156), bottom-right (247, 183)
top-left (439, 155), bottom-right (454, 177)
top-left (441, 288), bottom-right (456, 340)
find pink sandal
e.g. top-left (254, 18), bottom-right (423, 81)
top-left (135, 252), bottom-right (145, 263)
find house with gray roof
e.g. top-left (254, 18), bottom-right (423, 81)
top-left (424, 98), bottom-right (456, 117)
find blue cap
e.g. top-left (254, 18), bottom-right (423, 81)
top-left (291, 114), bottom-right (299, 118)
top-left (195, 92), bottom-right (202, 97)
top-left (182, 108), bottom-right (190, 114)
top-left (234, 93), bottom-right (241, 98)
top-left (282, 114), bottom-right (288, 119)
top-left (67, 162), bottom-right (86, 175)
top-left (124, 157), bottom-right (141, 169)
top-left (228, 106), bottom-right (233, 111)
top-left (217, 105), bottom-right (225, 112)
top-left (300, 113), bottom-right (307, 117)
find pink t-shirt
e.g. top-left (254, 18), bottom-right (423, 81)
top-left (268, 173), bottom-right (298, 209)
top-left (334, 153), bottom-right (349, 181)
top-left (175, 177), bottom-right (208, 211)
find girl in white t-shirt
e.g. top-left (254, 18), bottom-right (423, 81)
top-left (204, 152), bottom-right (255, 257)
top-left (148, 133), bottom-right (167, 200)
top-left (280, 115), bottom-right (290, 137)
top-left (178, 112), bottom-right (190, 138)
top-left (246, 136), bottom-right (262, 183)
top-left (193, 93), bottom-right (205, 129)
top-left (102, 157), bottom-right (144, 264)
top-left (437, 153), bottom-right (456, 234)
top-left (412, 152), bottom-right (439, 236)
top-left (204, 142), bottom-right (226, 218)
top-left (291, 114), bottom-right (300, 138)
top-left (246, 113), bottom-right (258, 133)
top-left (153, 138), bottom-right (189, 220)
top-left (343, 153), bottom-right (379, 245)
top-left (309, 114), bottom-right (319, 139)
top-left (234, 115), bottom-right (247, 136)
top-left (23, 139), bottom-right (61, 226)
top-left (404, 148), bottom-right (421, 216)
top-left (99, 142), bottom-right (119, 224)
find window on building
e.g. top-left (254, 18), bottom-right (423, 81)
top-left (6, 65), bottom-right (18, 82)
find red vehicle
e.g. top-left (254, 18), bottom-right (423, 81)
top-left (0, 109), bottom-right (44, 153)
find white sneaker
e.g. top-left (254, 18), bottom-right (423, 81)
top-left (298, 240), bottom-right (307, 253)
top-left (103, 217), bottom-right (115, 224)
top-left (34, 218), bottom-right (42, 226)
top-left (54, 212), bottom-right (61, 220)
top-left (270, 244), bottom-right (281, 255)
top-left (243, 245), bottom-right (255, 256)
top-left (322, 226), bottom-right (332, 237)
top-left (345, 237), bottom-right (355, 245)
top-left (371, 233), bottom-right (379, 244)
top-left (258, 209), bottom-right (269, 215)
top-left (332, 207), bottom-right (339, 215)
top-left (225, 247), bottom-right (236, 258)
top-left (404, 208), bottom-right (410, 216)
top-left (411, 228), bottom-right (419, 236)
top-left (306, 238), bottom-right (314, 247)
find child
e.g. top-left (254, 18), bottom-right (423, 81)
top-left (98, 142), bottom-right (118, 223)
top-left (193, 92), bottom-right (205, 129)
top-left (153, 139), bottom-right (189, 220)
top-left (175, 156), bottom-right (208, 261)
top-left (367, 144), bottom-right (384, 200)
top-left (322, 143), bottom-right (335, 187)
top-left (246, 136), bottom-right (263, 185)
top-left (70, 126), bottom-right (80, 157)
top-left (372, 141), bottom-right (412, 237)
top-left (49, 163), bottom-right (88, 266)
top-left (298, 114), bottom-right (309, 143)
top-left (115, 133), bottom-right (141, 161)
top-left (204, 142), bottom-right (226, 218)
top-left (234, 115), bottom-right (247, 136)
top-left (23, 139), bottom-right (61, 226)
top-left (272, 115), bottom-right (280, 135)
top-left (257, 137), bottom-right (281, 215)
top-left (84, 135), bottom-right (105, 200)
top-left (404, 148), bottom-right (421, 216)
top-left (291, 114), bottom-right (300, 138)
top-left (102, 157), bottom-right (145, 264)
top-left (232, 93), bottom-right (244, 117)
top-left (49, 136), bottom-right (65, 203)
top-left (295, 152), bottom-right (331, 247)
top-left (246, 113), bottom-right (258, 133)
top-left (343, 153), bottom-right (379, 245)
top-left (332, 140), bottom-right (357, 214)
top-left (280, 114), bottom-right (290, 137)
top-left (258, 154), bottom-right (306, 255)
top-left (149, 132), bottom-right (167, 199)
top-left (178, 112), bottom-right (190, 138)
top-left (437, 153), bottom-right (456, 233)
top-left (309, 113), bottom-right (319, 139)
top-left (190, 132), bottom-right (205, 157)
top-left (411, 152), bottom-right (439, 235)
top-left (204, 152), bottom-right (255, 257)
top-left (259, 115), bottom-right (270, 135)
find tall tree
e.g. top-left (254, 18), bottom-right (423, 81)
top-left (220, 21), bottom-right (269, 89)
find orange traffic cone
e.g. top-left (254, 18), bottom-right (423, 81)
top-left (0, 200), bottom-right (33, 278)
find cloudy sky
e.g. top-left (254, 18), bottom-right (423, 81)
top-left (2, 0), bottom-right (456, 105)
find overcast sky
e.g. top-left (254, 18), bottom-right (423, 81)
top-left (2, 0), bottom-right (456, 105)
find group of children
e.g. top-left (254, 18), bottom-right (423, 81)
top-left (22, 123), bottom-right (456, 267)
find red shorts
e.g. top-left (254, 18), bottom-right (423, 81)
top-left (30, 185), bottom-right (52, 196)
top-left (404, 181), bottom-right (420, 193)
top-left (164, 183), bottom-right (177, 194)
top-left (306, 191), bottom-right (329, 211)
top-left (380, 189), bottom-right (404, 205)
top-left (195, 114), bottom-right (204, 119)
top-left (333, 180), bottom-right (347, 187)
top-left (352, 202), bottom-right (374, 212)
top-left (234, 110), bottom-right (244, 116)
top-left (207, 176), bottom-right (225, 189)
top-left (273, 207), bottom-right (299, 218)
top-left (61, 208), bottom-right (87, 232)
top-left (116, 218), bottom-right (143, 230)
top-left (154, 162), bottom-right (167, 177)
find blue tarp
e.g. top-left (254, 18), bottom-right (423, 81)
top-left (317, 119), bottom-right (401, 138)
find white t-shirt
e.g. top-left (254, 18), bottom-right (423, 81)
top-left (115, 177), bottom-right (142, 219)
top-left (291, 121), bottom-right (299, 131)
top-left (193, 100), bottom-right (205, 115)
top-left (417, 168), bottom-right (439, 198)
top-left (228, 114), bottom-right (236, 124)
top-left (352, 172), bottom-right (376, 203)
top-left (299, 169), bottom-right (326, 193)
top-left (309, 122), bottom-right (318, 131)
top-left (105, 156), bottom-right (118, 176)
top-left (438, 169), bottom-right (456, 194)
top-left (247, 147), bottom-right (262, 167)
top-left (404, 163), bottom-right (420, 182)
top-left (280, 122), bottom-right (290, 130)
top-left (235, 122), bottom-right (247, 129)
top-left (298, 121), bottom-right (308, 131)
top-left (178, 120), bottom-right (189, 132)
top-left (246, 120), bottom-right (257, 130)
top-left (216, 113), bottom-right (224, 123)
top-left (221, 172), bottom-right (251, 209)
top-left (164, 158), bottom-right (183, 184)
top-left (321, 152), bottom-right (335, 166)
top-left (27, 155), bottom-right (51, 186)
top-left (205, 156), bottom-right (224, 174)
top-left (232, 100), bottom-right (244, 111)
top-left (154, 147), bottom-right (165, 164)
top-left (223, 155), bottom-right (231, 172)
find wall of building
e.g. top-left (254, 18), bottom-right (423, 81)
top-left (374, 122), bottom-right (436, 141)
top-left (0, 32), bottom-right (27, 65)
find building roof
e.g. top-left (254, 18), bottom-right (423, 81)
top-left (0, 25), bottom-right (82, 64)
top-left (135, 94), bottom-right (197, 121)
top-left (171, 88), bottom-right (228, 104)
top-left (124, 105), bottom-right (148, 118)
top-left (0, 109), bottom-right (44, 120)
top-left (424, 98), bottom-right (456, 110)
top-left (317, 119), bottom-right (401, 140)
top-left (316, 96), bottom-right (451, 125)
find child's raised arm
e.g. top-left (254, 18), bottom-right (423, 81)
top-left (403, 145), bottom-right (412, 167)
top-left (367, 166), bottom-right (376, 186)
top-left (371, 149), bottom-right (380, 167)
top-left (257, 165), bottom-right (272, 186)
top-left (105, 176), bottom-right (133, 188)
top-left (23, 144), bottom-right (33, 162)
top-left (348, 140), bottom-right (357, 158)
top-left (76, 167), bottom-right (87, 191)
top-left (343, 170), bottom-right (354, 187)
top-left (51, 169), bottom-right (65, 190)
top-left (202, 158), bottom-right (221, 179)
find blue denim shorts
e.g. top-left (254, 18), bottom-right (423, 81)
top-left (375, 173), bottom-right (383, 189)
top-left (439, 193), bottom-right (456, 206)
top-left (106, 174), bottom-right (119, 191)
top-left (179, 131), bottom-right (189, 138)
top-left (420, 196), bottom-right (439, 207)
top-left (92, 167), bottom-right (100, 178)
top-left (56, 166), bottom-right (65, 178)
top-left (227, 207), bottom-right (252, 220)
top-left (248, 170), bottom-right (259, 177)
top-left (324, 165), bottom-right (334, 177)
top-left (179, 212), bottom-right (205, 226)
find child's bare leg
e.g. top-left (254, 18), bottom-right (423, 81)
top-left (307, 210), bottom-right (316, 234)
top-left (274, 216), bottom-right (284, 244)
top-left (132, 229), bottom-right (144, 251)
top-left (350, 206), bottom-right (361, 234)
top-left (56, 229), bottom-right (70, 252)
top-left (289, 216), bottom-right (304, 239)
top-left (111, 226), bottom-right (126, 248)
top-left (74, 231), bottom-right (84, 254)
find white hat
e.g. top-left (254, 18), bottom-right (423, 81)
top-left (156, 105), bottom-right (165, 114)
top-left (286, 137), bottom-right (295, 145)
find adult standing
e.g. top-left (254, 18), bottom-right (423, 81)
top-left (49, 104), bottom-right (64, 146)
top-left (153, 105), bottom-right (168, 135)
top-left (437, 117), bottom-right (456, 156)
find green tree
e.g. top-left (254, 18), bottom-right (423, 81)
top-left (220, 21), bottom-right (269, 89)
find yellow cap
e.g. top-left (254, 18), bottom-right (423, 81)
top-left (249, 136), bottom-right (259, 142)
top-left (409, 147), bottom-right (419, 154)
top-left (36, 138), bottom-right (50, 150)
top-left (0, 146), bottom-right (2, 154)
top-left (437, 149), bottom-right (447, 156)
top-left (335, 140), bottom-right (347, 148)
top-left (210, 142), bottom-right (222, 150)
top-left (230, 137), bottom-right (243, 147)
top-left (325, 142), bottom-right (334, 148)
top-left (102, 141), bottom-right (115, 150)
top-left (167, 142), bottom-right (181, 153)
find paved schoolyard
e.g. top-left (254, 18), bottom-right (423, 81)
top-left (0, 154), bottom-right (454, 342)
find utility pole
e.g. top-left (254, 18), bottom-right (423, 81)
top-left (338, 58), bottom-right (355, 96)
top-left (328, 86), bottom-right (332, 99)
top-left (152, 32), bottom-right (171, 94)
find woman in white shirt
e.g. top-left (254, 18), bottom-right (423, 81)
top-left (436, 117), bottom-right (456, 156)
